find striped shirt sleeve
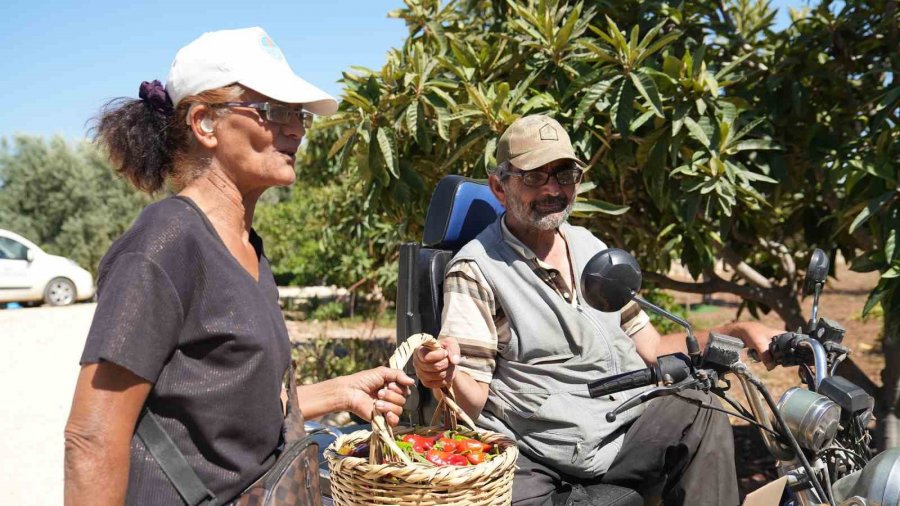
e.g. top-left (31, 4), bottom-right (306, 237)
top-left (439, 260), bottom-right (498, 384)
top-left (620, 300), bottom-right (651, 337)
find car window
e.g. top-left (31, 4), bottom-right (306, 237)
top-left (0, 237), bottom-right (29, 260)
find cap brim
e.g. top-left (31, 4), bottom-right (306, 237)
top-left (240, 71), bottom-right (338, 116)
top-left (509, 146), bottom-right (587, 171)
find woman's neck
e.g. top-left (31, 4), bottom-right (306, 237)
top-left (179, 167), bottom-right (261, 239)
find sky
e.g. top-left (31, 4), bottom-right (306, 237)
top-left (0, 0), bottom-right (807, 142)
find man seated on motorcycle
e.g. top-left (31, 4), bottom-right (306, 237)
top-left (413, 114), bottom-right (779, 506)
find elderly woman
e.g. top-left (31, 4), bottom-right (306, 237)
top-left (64, 27), bottom-right (414, 505)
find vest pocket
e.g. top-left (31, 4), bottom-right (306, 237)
top-left (525, 352), bottom-right (576, 366)
top-left (489, 386), bottom-right (551, 419)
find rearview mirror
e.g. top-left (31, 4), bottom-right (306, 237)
top-left (803, 249), bottom-right (829, 295)
top-left (26, 249), bottom-right (34, 262)
top-left (580, 249), bottom-right (642, 312)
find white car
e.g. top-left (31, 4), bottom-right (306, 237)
top-left (0, 229), bottom-right (95, 307)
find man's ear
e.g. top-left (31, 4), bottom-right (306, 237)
top-left (187, 105), bottom-right (218, 150)
top-left (488, 174), bottom-right (508, 208)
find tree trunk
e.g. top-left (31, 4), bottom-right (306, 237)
top-left (878, 293), bottom-right (900, 450)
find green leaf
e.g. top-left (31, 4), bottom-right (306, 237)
top-left (376, 128), bottom-right (398, 178)
top-left (328, 128), bottom-right (356, 159)
top-left (440, 125), bottom-right (491, 171)
top-left (886, 227), bottom-right (897, 262)
top-left (690, 44), bottom-right (707, 77)
top-left (630, 110), bottom-right (656, 131)
top-left (672, 101), bottom-right (690, 136)
top-left (405, 103), bottom-right (418, 134)
top-left (683, 116), bottom-right (710, 148)
top-left (336, 131), bottom-right (358, 169)
top-left (611, 79), bottom-right (635, 135)
top-left (637, 19), bottom-right (667, 51)
top-left (715, 51), bottom-right (754, 80)
top-left (575, 78), bottom-right (616, 127)
top-left (862, 282), bottom-right (889, 316)
top-left (663, 55), bottom-right (682, 79)
top-left (630, 71), bottom-right (664, 117)
top-left (731, 139), bottom-right (781, 152)
top-left (849, 191), bottom-right (895, 233)
top-left (730, 117), bottom-right (766, 143)
top-left (555, 3), bottom-right (582, 51)
top-left (605, 16), bottom-right (629, 53)
top-left (635, 32), bottom-right (682, 67)
top-left (573, 199), bottom-right (630, 215)
top-left (578, 181), bottom-right (598, 194)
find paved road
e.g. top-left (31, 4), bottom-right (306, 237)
top-left (0, 303), bottom-right (95, 506)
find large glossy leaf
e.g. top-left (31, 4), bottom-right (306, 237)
top-left (849, 191), bottom-right (894, 233)
top-left (683, 116), bottom-right (711, 148)
top-left (611, 79), bottom-right (635, 135)
top-left (573, 199), bottom-right (630, 215)
top-left (630, 71), bottom-right (664, 117)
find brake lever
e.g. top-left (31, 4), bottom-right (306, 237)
top-left (606, 376), bottom-right (703, 422)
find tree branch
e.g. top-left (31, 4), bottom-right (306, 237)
top-left (721, 246), bottom-right (774, 289)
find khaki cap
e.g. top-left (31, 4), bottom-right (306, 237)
top-left (496, 115), bottom-right (586, 171)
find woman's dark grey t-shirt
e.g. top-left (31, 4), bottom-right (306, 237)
top-left (81, 196), bottom-right (292, 504)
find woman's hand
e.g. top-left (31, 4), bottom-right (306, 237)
top-left (340, 367), bottom-right (415, 426)
top-left (412, 336), bottom-right (461, 389)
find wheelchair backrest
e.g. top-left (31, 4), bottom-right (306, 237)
top-left (396, 175), bottom-right (505, 344)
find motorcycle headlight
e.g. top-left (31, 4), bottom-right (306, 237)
top-left (777, 387), bottom-right (841, 452)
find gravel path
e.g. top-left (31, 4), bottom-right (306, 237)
top-left (0, 303), bottom-right (95, 506)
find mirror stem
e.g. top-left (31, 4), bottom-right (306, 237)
top-left (633, 293), bottom-right (701, 365)
top-left (808, 283), bottom-right (822, 332)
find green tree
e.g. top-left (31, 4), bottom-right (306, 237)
top-left (0, 135), bottom-right (150, 274)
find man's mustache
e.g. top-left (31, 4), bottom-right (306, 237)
top-left (531, 196), bottom-right (569, 211)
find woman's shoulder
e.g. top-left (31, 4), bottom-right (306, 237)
top-left (100, 197), bottom-right (204, 272)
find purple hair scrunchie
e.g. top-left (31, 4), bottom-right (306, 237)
top-left (139, 80), bottom-right (174, 114)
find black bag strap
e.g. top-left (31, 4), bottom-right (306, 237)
top-left (136, 409), bottom-right (217, 506)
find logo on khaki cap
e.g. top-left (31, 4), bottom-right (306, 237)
top-left (496, 114), bottom-right (586, 171)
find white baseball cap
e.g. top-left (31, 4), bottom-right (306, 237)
top-left (166, 27), bottom-right (338, 116)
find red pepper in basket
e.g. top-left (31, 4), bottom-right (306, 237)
top-left (458, 437), bottom-right (492, 453)
top-left (466, 452), bottom-right (486, 465)
top-left (436, 437), bottom-right (461, 453)
top-left (401, 434), bottom-right (437, 452)
top-left (425, 449), bottom-right (470, 466)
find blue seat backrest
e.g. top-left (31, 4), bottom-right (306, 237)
top-left (422, 175), bottom-right (505, 250)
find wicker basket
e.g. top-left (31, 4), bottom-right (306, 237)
top-left (325, 333), bottom-right (518, 505)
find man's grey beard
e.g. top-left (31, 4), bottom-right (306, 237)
top-left (505, 191), bottom-right (575, 231)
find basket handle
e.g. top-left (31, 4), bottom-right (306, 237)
top-left (369, 333), bottom-right (478, 465)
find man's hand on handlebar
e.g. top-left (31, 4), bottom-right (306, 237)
top-left (727, 321), bottom-right (779, 370)
top-left (413, 336), bottom-right (462, 389)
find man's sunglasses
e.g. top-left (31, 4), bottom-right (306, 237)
top-left (502, 165), bottom-right (584, 187)
top-left (211, 102), bottom-right (314, 128)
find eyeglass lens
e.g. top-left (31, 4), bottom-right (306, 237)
top-left (265, 105), bottom-right (313, 128)
top-left (520, 168), bottom-right (583, 186)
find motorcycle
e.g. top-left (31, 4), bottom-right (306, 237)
top-left (580, 247), bottom-right (899, 506)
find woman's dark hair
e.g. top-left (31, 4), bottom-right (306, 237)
top-left (92, 84), bottom-right (243, 193)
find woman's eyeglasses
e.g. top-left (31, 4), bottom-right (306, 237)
top-left (211, 102), bottom-right (314, 128)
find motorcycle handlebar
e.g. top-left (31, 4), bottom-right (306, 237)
top-left (588, 353), bottom-right (694, 398)
top-left (588, 368), bottom-right (655, 398)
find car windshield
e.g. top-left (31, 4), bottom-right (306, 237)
top-left (0, 237), bottom-right (28, 260)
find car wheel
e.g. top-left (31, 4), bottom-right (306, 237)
top-left (44, 277), bottom-right (76, 306)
